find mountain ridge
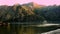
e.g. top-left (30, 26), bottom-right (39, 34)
top-left (22, 2), bottom-right (45, 8)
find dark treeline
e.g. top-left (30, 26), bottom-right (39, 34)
top-left (34, 5), bottom-right (60, 23)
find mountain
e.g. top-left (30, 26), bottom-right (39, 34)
top-left (0, 2), bottom-right (60, 24)
top-left (0, 4), bottom-right (44, 23)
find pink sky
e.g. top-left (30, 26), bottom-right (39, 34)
top-left (0, 0), bottom-right (60, 6)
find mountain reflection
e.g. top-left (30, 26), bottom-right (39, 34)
top-left (0, 22), bottom-right (60, 34)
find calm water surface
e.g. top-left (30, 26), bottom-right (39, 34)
top-left (0, 22), bottom-right (60, 34)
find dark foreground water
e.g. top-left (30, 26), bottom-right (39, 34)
top-left (0, 23), bottom-right (60, 34)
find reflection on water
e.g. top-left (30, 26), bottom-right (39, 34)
top-left (0, 23), bottom-right (60, 34)
top-left (41, 29), bottom-right (60, 34)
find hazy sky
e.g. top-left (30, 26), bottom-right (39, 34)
top-left (0, 0), bottom-right (60, 6)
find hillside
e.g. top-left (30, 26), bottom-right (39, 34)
top-left (0, 3), bottom-right (44, 23)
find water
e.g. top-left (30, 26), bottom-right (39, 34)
top-left (41, 29), bottom-right (60, 34)
top-left (0, 22), bottom-right (60, 34)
